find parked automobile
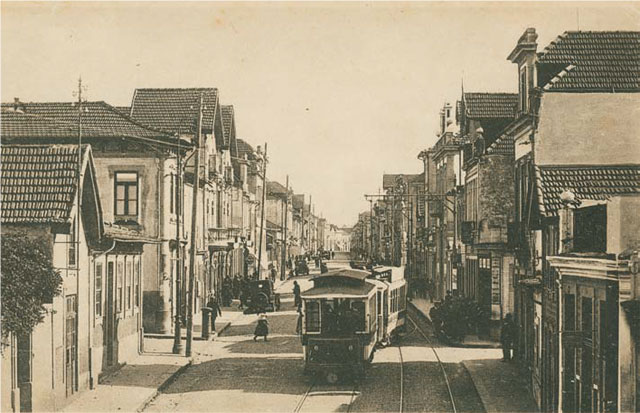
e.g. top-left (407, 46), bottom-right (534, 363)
top-left (244, 280), bottom-right (281, 313)
top-left (295, 258), bottom-right (310, 276)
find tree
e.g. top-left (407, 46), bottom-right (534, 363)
top-left (1, 233), bottom-right (63, 340)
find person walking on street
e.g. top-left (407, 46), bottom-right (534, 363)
top-left (296, 307), bottom-right (303, 336)
top-left (293, 280), bottom-right (301, 309)
top-left (207, 294), bottom-right (222, 333)
top-left (254, 313), bottom-right (270, 341)
top-left (501, 313), bottom-right (515, 361)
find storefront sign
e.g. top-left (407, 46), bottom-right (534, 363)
top-left (491, 256), bottom-right (501, 305)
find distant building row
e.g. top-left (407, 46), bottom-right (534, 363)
top-left (0, 87), bottom-right (331, 412)
top-left (353, 29), bottom-right (640, 412)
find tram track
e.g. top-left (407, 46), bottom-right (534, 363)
top-left (397, 345), bottom-right (405, 413)
top-left (406, 312), bottom-right (458, 413)
top-left (293, 378), bottom-right (360, 413)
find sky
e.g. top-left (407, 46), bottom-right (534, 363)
top-left (2, 1), bottom-right (639, 227)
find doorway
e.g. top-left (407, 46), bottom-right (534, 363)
top-left (65, 295), bottom-right (77, 397)
top-left (105, 262), bottom-right (115, 366)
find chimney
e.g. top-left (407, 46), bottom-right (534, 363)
top-left (13, 97), bottom-right (25, 113)
top-left (507, 27), bottom-right (538, 63)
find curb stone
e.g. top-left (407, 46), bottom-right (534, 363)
top-left (136, 358), bottom-right (193, 412)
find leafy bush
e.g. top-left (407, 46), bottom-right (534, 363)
top-left (1, 233), bottom-right (63, 340)
top-left (432, 296), bottom-right (488, 342)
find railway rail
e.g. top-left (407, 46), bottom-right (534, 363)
top-left (406, 312), bottom-right (458, 413)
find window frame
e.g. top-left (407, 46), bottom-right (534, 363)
top-left (114, 171), bottom-right (139, 218)
top-left (95, 262), bottom-right (103, 319)
top-left (68, 218), bottom-right (77, 267)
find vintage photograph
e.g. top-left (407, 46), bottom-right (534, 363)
top-left (1, 1), bottom-right (639, 412)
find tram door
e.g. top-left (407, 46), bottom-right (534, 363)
top-left (377, 291), bottom-right (383, 340)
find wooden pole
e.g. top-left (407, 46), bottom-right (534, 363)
top-left (185, 94), bottom-right (204, 357)
top-left (257, 143), bottom-right (267, 279)
top-left (281, 175), bottom-right (289, 280)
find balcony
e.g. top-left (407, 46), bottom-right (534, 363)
top-left (208, 227), bottom-right (243, 243)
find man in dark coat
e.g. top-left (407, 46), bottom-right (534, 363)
top-left (293, 281), bottom-right (301, 309)
top-left (500, 313), bottom-right (515, 361)
top-left (207, 295), bottom-right (222, 332)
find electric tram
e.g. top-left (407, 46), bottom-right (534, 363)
top-left (299, 266), bottom-right (407, 383)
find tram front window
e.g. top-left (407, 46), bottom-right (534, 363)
top-left (321, 299), bottom-right (366, 336)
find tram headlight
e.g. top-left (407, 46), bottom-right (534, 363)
top-left (348, 345), bottom-right (354, 351)
top-left (313, 345), bottom-right (319, 351)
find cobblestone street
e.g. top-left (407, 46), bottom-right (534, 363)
top-left (143, 268), bottom-right (502, 412)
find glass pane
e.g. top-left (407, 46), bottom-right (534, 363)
top-left (116, 185), bottom-right (125, 199)
top-left (128, 200), bottom-right (137, 215)
top-left (116, 200), bottom-right (125, 215)
top-left (116, 172), bottom-right (137, 182)
top-left (128, 185), bottom-right (137, 200)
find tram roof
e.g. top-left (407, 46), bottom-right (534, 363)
top-left (311, 268), bottom-right (371, 282)
top-left (301, 282), bottom-right (376, 299)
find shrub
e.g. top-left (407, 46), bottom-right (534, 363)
top-left (1, 233), bottom-right (63, 340)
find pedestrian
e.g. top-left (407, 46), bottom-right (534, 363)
top-left (232, 275), bottom-right (240, 300)
top-left (207, 294), bottom-right (222, 333)
top-left (501, 313), bottom-right (515, 361)
top-left (296, 307), bottom-right (303, 335)
top-left (254, 313), bottom-right (269, 341)
top-left (293, 280), bottom-right (301, 308)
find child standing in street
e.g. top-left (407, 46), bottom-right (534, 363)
top-left (254, 313), bottom-right (269, 342)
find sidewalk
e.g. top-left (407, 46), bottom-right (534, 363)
top-left (145, 306), bottom-right (244, 341)
top-left (62, 338), bottom-right (190, 413)
top-left (463, 359), bottom-right (539, 413)
top-left (63, 310), bottom-right (247, 413)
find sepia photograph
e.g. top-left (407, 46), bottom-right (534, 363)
top-left (1, 1), bottom-right (639, 412)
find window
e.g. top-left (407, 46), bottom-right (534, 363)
top-left (126, 261), bottom-right (132, 311)
top-left (68, 219), bottom-right (77, 267)
top-left (170, 174), bottom-right (175, 214)
top-left (95, 263), bottom-right (103, 317)
top-left (116, 262), bottom-right (123, 313)
top-left (305, 300), bottom-right (320, 332)
top-left (134, 258), bottom-right (140, 308)
top-left (573, 205), bottom-right (607, 253)
top-left (519, 66), bottom-right (528, 112)
top-left (114, 172), bottom-right (138, 216)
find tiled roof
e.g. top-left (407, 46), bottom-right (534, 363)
top-left (1, 102), bottom-right (177, 144)
top-left (236, 138), bottom-right (256, 160)
top-left (463, 93), bottom-right (518, 119)
top-left (115, 106), bottom-right (131, 116)
top-left (221, 105), bottom-right (234, 148)
top-left (130, 88), bottom-right (219, 135)
top-left (538, 31), bottom-right (640, 92)
top-left (535, 165), bottom-right (640, 216)
top-left (267, 180), bottom-right (288, 196)
top-left (1, 144), bottom-right (89, 224)
top-left (487, 135), bottom-right (515, 156)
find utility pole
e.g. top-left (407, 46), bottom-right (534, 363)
top-left (75, 77), bottom-right (84, 392)
top-left (369, 199), bottom-right (374, 261)
top-left (301, 194), bottom-right (305, 254)
top-left (257, 143), bottom-right (268, 280)
top-left (172, 136), bottom-right (183, 354)
top-left (281, 175), bottom-right (289, 281)
top-left (308, 195), bottom-right (312, 252)
top-left (185, 94), bottom-right (204, 357)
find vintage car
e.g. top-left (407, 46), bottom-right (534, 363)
top-left (244, 279), bottom-right (281, 313)
top-left (295, 258), bottom-right (310, 276)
